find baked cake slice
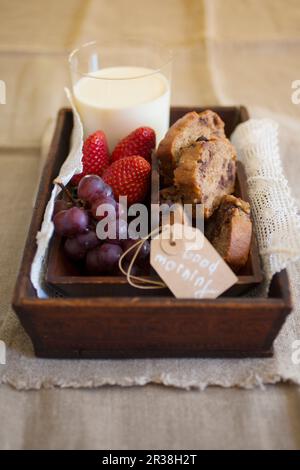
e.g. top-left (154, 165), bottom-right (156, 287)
top-left (205, 195), bottom-right (252, 271)
top-left (157, 109), bottom-right (225, 184)
top-left (174, 138), bottom-right (237, 218)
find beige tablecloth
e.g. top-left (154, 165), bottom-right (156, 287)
top-left (0, 0), bottom-right (300, 450)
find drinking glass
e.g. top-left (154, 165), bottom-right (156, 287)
top-left (69, 39), bottom-right (172, 150)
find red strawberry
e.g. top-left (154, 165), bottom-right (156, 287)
top-left (103, 156), bottom-right (151, 205)
top-left (71, 131), bottom-right (110, 185)
top-left (111, 127), bottom-right (156, 163)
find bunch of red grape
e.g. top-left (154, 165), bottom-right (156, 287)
top-left (52, 175), bottom-right (150, 275)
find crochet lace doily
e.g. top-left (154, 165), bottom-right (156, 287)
top-left (231, 119), bottom-right (300, 287)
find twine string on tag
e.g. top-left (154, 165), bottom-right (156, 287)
top-left (118, 227), bottom-right (168, 290)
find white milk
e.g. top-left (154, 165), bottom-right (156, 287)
top-left (73, 66), bottom-right (170, 151)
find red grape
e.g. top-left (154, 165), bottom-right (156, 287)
top-left (64, 229), bottom-right (100, 262)
top-left (120, 261), bottom-right (142, 277)
top-left (77, 175), bottom-right (113, 203)
top-left (85, 248), bottom-right (100, 273)
top-left (76, 230), bottom-right (100, 250)
top-left (53, 199), bottom-right (70, 217)
top-left (53, 207), bottom-right (89, 237)
top-left (106, 218), bottom-right (128, 245)
top-left (122, 238), bottom-right (150, 265)
top-left (85, 243), bottom-right (123, 274)
top-left (97, 243), bottom-right (123, 272)
top-left (64, 237), bottom-right (86, 261)
top-left (91, 196), bottom-right (117, 221)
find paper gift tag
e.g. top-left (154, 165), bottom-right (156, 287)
top-left (150, 224), bottom-right (238, 299)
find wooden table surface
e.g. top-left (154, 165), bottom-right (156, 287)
top-left (0, 0), bottom-right (300, 449)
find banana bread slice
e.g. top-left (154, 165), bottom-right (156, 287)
top-left (174, 138), bottom-right (237, 218)
top-left (205, 195), bottom-right (252, 271)
top-left (157, 110), bottom-right (225, 184)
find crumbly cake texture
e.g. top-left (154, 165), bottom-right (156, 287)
top-left (159, 185), bottom-right (182, 204)
top-left (157, 110), bottom-right (226, 185)
top-left (174, 138), bottom-right (237, 218)
top-left (205, 194), bottom-right (252, 271)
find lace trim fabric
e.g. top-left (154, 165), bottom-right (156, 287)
top-left (231, 119), bottom-right (300, 288)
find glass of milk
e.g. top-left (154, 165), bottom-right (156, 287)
top-left (69, 39), bottom-right (172, 151)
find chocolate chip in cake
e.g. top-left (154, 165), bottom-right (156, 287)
top-left (218, 175), bottom-right (227, 188)
top-left (198, 117), bottom-right (209, 126)
top-left (227, 161), bottom-right (235, 181)
top-left (196, 135), bottom-right (209, 142)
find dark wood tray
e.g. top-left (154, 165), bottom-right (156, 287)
top-left (46, 108), bottom-right (262, 297)
top-left (12, 106), bottom-right (293, 359)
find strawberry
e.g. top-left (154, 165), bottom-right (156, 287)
top-left (71, 130), bottom-right (110, 185)
top-left (103, 156), bottom-right (151, 205)
top-left (111, 127), bottom-right (156, 163)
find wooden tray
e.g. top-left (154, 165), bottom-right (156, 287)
top-left (46, 107), bottom-right (263, 297)
top-left (12, 107), bottom-right (293, 359)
